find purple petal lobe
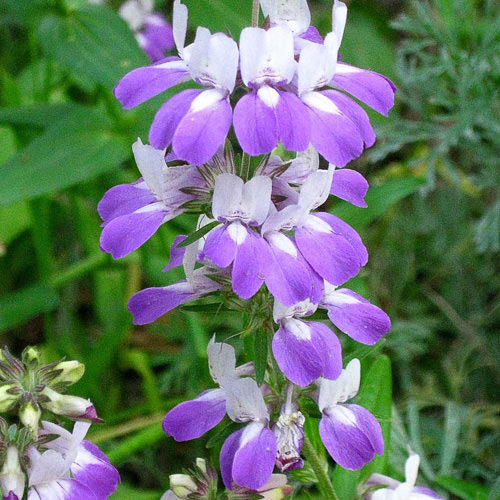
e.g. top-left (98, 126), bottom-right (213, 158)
top-left (114, 61), bottom-right (188, 109)
top-left (319, 404), bottom-right (383, 470)
top-left (149, 88), bottom-right (203, 149)
top-left (163, 389), bottom-right (226, 441)
top-left (333, 63), bottom-right (396, 116)
top-left (275, 91), bottom-right (310, 152)
top-left (203, 225), bottom-right (237, 268)
top-left (233, 92), bottom-right (278, 155)
top-left (220, 429), bottom-right (244, 490)
top-left (98, 183), bottom-right (155, 224)
top-left (163, 235), bottom-right (188, 271)
top-left (99, 209), bottom-right (166, 259)
top-left (330, 169), bottom-right (369, 207)
top-left (296, 221), bottom-right (360, 286)
top-left (173, 94), bottom-right (232, 165)
top-left (324, 288), bottom-right (390, 345)
top-left (232, 424), bottom-right (277, 490)
top-left (127, 282), bottom-right (195, 325)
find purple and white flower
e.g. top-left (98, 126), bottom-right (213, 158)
top-left (27, 421), bottom-right (119, 500)
top-left (99, 139), bottom-right (204, 259)
top-left (272, 300), bottom-right (342, 387)
top-left (320, 281), bottom-right (391, 345)
top-left (118, 0), bottom-right (175, 62)
top-left (0, 445), bottom-right (24, 500)
top-left (114, 0), bottom-right (239, 164)
top-left (317, 358), bottom-right (384, 470)
top-left (365, 453), bottom-right (444, 499)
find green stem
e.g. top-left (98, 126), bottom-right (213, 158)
top-left (241, 152), bottom-right (251, 181)
top-left (302, 437), bottom-right (340, 500)
top-left (252, 0), bottom-right (260, 27)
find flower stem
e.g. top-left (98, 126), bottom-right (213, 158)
top-left (302, 436), bottom-right (340, 500)
top-left (252, 0), bottom-right (260, 27)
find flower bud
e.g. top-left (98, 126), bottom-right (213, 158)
top-left (40, 387), bottom-right (102, 423)
top-left (42, 360), bottom-right (85, 388)
top-left (273, 409), bottom-right (305, 472)
top-left (0, 384), bottom-right (21, 413)
top-left (170, 474), bottom-right (198, 499)
top-left (0, 445), bottom-right (25, 500)
top-left (229, 474), bottom-right (293, 500)
top-left (22, 347), bottom-right (40, 368)
top-left (19, 400), bottom-right (41, 436)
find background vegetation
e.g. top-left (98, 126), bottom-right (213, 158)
top-left (0, 0), bottom-right (498, 498)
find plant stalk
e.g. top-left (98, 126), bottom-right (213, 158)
top-left (302, 436), bottom-right (340, 500)
top-left (252, 0), bottom-right (260, 27)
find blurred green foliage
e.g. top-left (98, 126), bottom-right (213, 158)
top-left (0, 0), bottom-right (498, 498)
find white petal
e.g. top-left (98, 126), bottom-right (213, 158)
top-left (332, 0), bottom-right (348, 48)
top-left (298, 164), bottom-right (334, 210)
top-left (132, 138), bottom-right (167, 200)
top-left (119, 0), bottom-right (153, 31)
top-left (318, 358), bottom-right (360, 411)
top-left (173, 0), bottom-right (188, 55)
top-left (223, 377), bottom-right (269, 422)
top-left (207, 336), bottom-right (237, 384)
top-left (239, 26), bottom-right (295, 86)
top-left (280, 145), bottom-right (319, 184)
top-left (189, 87), bottom-right (225, 113)
top-left (188, 28), bottom-right (239, 92)
top-left (273, 300), bottom-right (317, 322)
top-left (241, 175), bottom-right (272, 225)
top-left (301, 90), bottom-right (341, 114)
top-left (259, 0), bottom-right (311, 35)
top-left (405, 453), bottom-right (421, 488)
top-left (212, 173), bottom-right (244, 221)
top-left (298, 39), bottom-right (338, 95)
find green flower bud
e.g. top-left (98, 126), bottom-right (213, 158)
top-left (44, 360), bottom-right (85, 388)
top-left (19, 400), bottom-right (41, 436)
top-left (0, 384), bottom-right (21, 413)
top-left (40, 387), bottom-right (102, 422)
top-left (0, 444), bottom-right (25, 499)
top-left (170, 474), bottom-right (198, 499)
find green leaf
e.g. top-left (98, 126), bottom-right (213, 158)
top-left (253, 327), bottom-right (268, 386)
top-left (439, 401), bottom-right (462, 476)
top-left (176, 221), bottom-right (220, 248)
top-left (0, 201), bottom-right (30, 246)
top-left (38, 4), bottom-right (148, 89)
top-left (0, 284), bottom-right (59, 332)
top-left (112, 484), bottom-right (161, 500)
top-left (332, 355), bottom-right (392, 500)
top-left (0, 109), bottom-right (129, 205)
top-left (333, 177), bottom-right (425, 229)
top-left (0, 103), bottom-right (86, 128)
top-left (183, 0), bottom-right (253, 39)
top-left (434, 475), bottom-right (490, 500)
top-left (0, 125), bottom-right (17, 164)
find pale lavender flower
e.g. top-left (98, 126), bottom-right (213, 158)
top-left (317, 359), bottom-right (384, 470)
top-left (27, 421), bottom-right (119, 500)
top-left (114, 0), bottom-right (239, 164)
top-left (98, 139), bottom-right (204, 259)
top-left (365, 453), bottom-right (444, 499)
top-left (272, 299), bottom-right (342, 387)
top-left (118, 0), bottom-right (175, 62)
top-left (0, 445), bottom-right (24, 500)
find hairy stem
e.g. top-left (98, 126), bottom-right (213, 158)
top-left (252, 0), bottom-right (260, 27)
top-left (302, 437), bottom-right (340, 500)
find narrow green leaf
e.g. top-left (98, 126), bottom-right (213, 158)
top-left (176, 221), bottom-right (220, 248)
top-left (0, 285), bottom-right (59, 332)
top-left (0, 109), bottom-right (129, 205)
top-left (253, 327), bottom-right (268, 386)
top-left (439, 401), bottom-right (461, 475)
top-left (38, 5), bottom-right (148, 89)
top-left (0, 201), bottom-right (30, 246)
top-left (333, 355), bottom-right (392, 500)
top-left (434, 475), bottom-right (490, 500)
top-left (0, 103), bottom-right (86, 128)
top-left (206, 421), bottom-right (239, 449)
top-left (333, 177), bottom-right (425, 229)
top-left (0, 126), bottom-right (17, 164)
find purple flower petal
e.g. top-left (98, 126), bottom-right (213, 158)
top-left (232, 424), bottom-right (277, 490)
top-left (163, 389), bottom-right (226, 441)
top-left (114, 60), bottom-right (189, 109)
top-left (27, 479), bottom-right (98, 500)
top-left (149, 88), bottom-right (203, 150)
top-left (333, 63), bottom-right (396, 116)
top-left (141, 14), bottom-right (175, 62)
top-left (295, 219), bottom-right (361, 286)
top-left (173, 94), bottom-right (232, 165)
top-left (162, 235), bottom-right (187, 271)
top-left (330, 169), bottom-right (369, 207)
top-left (127, 282), bottom-right (195, 325)
top-left (413, 486), bottom-right (445, 499)
top-left (203, 224), bottom-right (237, 268)
top-left (262, 235), bottom-right (312, 306)
top-left (319, 404), bottom-right (383, 470)
top-left (233, 91), bottom-right (278, 155)
top-left (272, 319), bottom-right (342, 386)
top-left (303, 91), bottom-right (364, 167)
top-left (275, 91), bottom-right (311, 152)
top-left (323, 90), bottom-right (375, 147)
top-left (98, 183), bottom-right (155, 224)
top-left (232, 230), bottom-right (267, 299)
top-left (220, 429), bottom-right (244, 490)
top-left (324, 288), bottom-right (390, 345)
top-left (99, 209), bottom-right (166, 259)
top-left (71, 442), bottom-right (120, 498)
top-left (314, 212), bottom-right (368, 267)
